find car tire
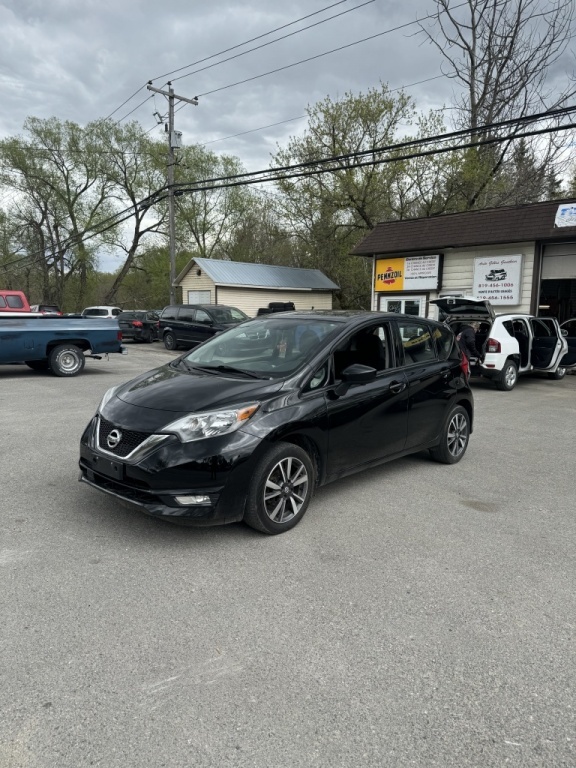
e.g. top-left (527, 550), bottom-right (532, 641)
top-left (48, 344), bottom-right (86, 377)
top-left (429, 405), bottom-right (470, 465)
top-left (244, 442), bottom-right (315, 534)
top-left (25, 360), bottom-right (50, 371)
top-left (548, 366), bottom-right (566, 380)
top-left (495, 359), bottom-right (518, 391)
top-left (164, 332), bottom-right (178, 350)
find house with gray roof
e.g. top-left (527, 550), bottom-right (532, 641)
top-left (175, 258), bottom-right (339, 317)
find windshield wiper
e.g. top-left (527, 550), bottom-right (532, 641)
top-left (191, 364), bottom-right (263, 379)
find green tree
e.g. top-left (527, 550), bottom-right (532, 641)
top-left (419, 0), bottom-right (575, 209)
top-left (270, 85), bottom-right (417, 307)
top-left (0, 117), bottom-right (118, 306)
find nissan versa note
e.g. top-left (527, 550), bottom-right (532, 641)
top-left (79, 311), bottom-right (474, 535)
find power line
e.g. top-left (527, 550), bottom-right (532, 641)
top-left (194, 5), bottom-right (467, 99)
top-left (3, 104), bottom-right (574, 273)
top-left (107, 0), bottom-right (356, 124)
top-left (150, 0), bottom-right (354, 83)
top-left (176, 104), bottom-right (576, 190)
top-left (170, 0), bottom-right (375, 86)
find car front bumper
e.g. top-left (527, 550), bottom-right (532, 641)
top-left (78, 416), bottom-right (265, 525)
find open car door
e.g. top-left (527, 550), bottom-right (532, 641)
top-left (560, 319), bottom-right (576, 369)
top-left (529, 318), bottom-right (567, 370)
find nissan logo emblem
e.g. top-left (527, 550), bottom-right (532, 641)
top-left (107, 429), bottom-right (122, 449)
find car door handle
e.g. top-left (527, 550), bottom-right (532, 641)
top-left (389, 380), bottom-right (407, 393)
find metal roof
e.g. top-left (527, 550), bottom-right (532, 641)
top-left (178, 258), bottom-right (339, 291)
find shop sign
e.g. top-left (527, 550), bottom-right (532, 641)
top-left (472, 255), bottom-right (523, 304)
top-left (554, 203), bottom-right (576, 228)
top-left (375, 255), bottom-right (440, 292)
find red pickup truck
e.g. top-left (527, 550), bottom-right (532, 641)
top-left (0, 290), bottom-right (31, 313)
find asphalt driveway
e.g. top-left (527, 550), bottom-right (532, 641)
top-left (1, 348), bottom-right (575, 768)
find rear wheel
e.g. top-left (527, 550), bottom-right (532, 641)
top-left (429, 405), bottom-right (470, 465)
top-left (495, 359), bottom-right (518, 391)
top-left (244, 442), bottom-right (315, 534)
top-left (163, 332), bottom-right (178, 350)
top-left (25, 360), bottom-right (49, 371)
top-left (548, 366), bottom-right (566, 380)
top-left (48, 345), bottom-right (86, 377)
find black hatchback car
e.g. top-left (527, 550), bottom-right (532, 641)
top-left (79, 311), bottom-right (473, 534)
top-left (117, 310), bottom-right (159, 343)
top-left (158, 304), bottom-right (248, 350)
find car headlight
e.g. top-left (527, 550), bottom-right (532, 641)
top-left (98, 384), bottom-right (122, 413)
top-left (161, 403), bottom-right (260, 443)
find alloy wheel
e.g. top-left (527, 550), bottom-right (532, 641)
top-left (505, 364), bottom-right (517, 388)
top-left (447, 412), bottom-right (469, 458)
top-left (262, 456), bottom-right (309, 524)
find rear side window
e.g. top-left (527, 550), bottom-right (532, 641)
top-left (531, 318), bottom-right (553, 337)
top-left (397, 320), bottom-right (437, 364)
top-left (195, 309), bottom-right (212, 324)
top-left (161, 306), bottom-right (178, 320)
top-left (6, 295), bottom-right (24, 308)
top-left (178, 307), bottom-right (196, 322)
top-left (0, 297), bottom-right (5, 308)
top-left (433, 325), bottom-right (459, 361)
top-left (85, 309), bottom-right (107, 317)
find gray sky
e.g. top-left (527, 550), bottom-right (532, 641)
top-left (1, 0), bottom-right (574, 275)
top-left (0, 0), bottom-right (468, 173)
top-left (1, 1), bottom-right (574, 171)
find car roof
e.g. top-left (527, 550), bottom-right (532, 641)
top-left (254, 309), bottom-right (447, 326)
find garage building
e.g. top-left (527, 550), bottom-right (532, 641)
top-left (175, 258), bottom-right (339, 317)
top-left (351, 198), bottom-right (576, 322)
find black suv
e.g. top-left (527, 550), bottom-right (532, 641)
top-left (158, 304), bottom-right (248, 349)
top-left (79, 311), bottom-right (474, 535)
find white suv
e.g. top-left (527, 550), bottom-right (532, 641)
top-left (431, 297), bottom-right (572, 391)
top-left (81, 306), bottom-right (122, 319)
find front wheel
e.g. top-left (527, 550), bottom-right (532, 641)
top-left (429, 405), bottom-right (470, 465)
top-left (163, 332), bottom-right (178, 350)
top-left (244, 442), bottom-right (315, 534)
top-left (548, 366), bottom-right (566, 380)
top-left (48, 345), bottom-right (86, 377)
top-left (495, 360), bottom-right (518, 391)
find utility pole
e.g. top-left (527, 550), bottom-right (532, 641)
top-left (147, 81), bottom-right (198, 305)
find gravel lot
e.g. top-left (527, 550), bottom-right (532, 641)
top-left (1, 344), bottom-right (575, 768)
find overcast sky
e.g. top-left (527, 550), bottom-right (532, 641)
top-left (0, 0), bottom-right (470, 172)
top-left (1, 1), bottom-right (574, 170)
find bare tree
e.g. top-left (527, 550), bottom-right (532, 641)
top-left (419, 0), bottom-right (576, 208)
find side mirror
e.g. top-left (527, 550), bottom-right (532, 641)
top-left (561, 329), bottom-right (568, 337)
top-left (333, 364), bottom-right (377, 397)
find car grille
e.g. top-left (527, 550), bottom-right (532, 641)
top-left (98, 416), bottom-right (152, 457)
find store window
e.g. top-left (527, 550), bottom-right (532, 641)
top-left (379, 295), bottom-right (426, 316)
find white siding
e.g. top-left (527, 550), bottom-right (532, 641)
top-left (217, 287), bottom-right (333, 318)
top-left (179, 269), bottom-right (215, 302)
top-left (428, 243), bottom-right (535, 318)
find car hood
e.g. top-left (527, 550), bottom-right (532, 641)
top-left (430, 296), bottom-right (496, 321)
top-left (102, 363), bottom-right (284, 432)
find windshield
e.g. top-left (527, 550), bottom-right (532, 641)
top-left (180, 317), bottom-right (342, 378)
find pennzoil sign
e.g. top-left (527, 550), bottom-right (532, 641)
top-left (375, 255), bottom-right (440, 292)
